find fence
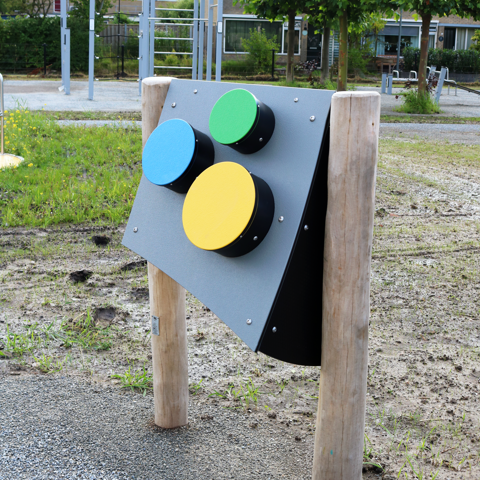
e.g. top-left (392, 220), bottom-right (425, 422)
top-left (0, 43), bottom-right (58, 74)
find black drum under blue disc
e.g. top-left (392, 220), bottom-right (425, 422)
top-left (142, 118), bottom-right (214, 193)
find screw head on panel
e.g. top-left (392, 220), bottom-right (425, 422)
top-left (278, 216), bottom-right (284, 223)
top-left (294, 98), bottom-right (299, 102)
top-left (304, 225), bottom-right (309, 231)
top-left (193, 89), bottom-right (198, 94)
top-left (133, 227), bottom-right (138, 233)
top-left (272, 327), bottom-right (277, 333)
top-left (259, 138), bottom-right (263, 142)
top-left (246, 319), bottom-right (252, 325)
top-left (253, 236), bottom-right (258, 241)
top-left (171, 102), bottom-right (176, 108)
top-left (310, 116), bottom-right (315, 122)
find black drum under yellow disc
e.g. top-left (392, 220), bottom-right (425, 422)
top-left (182, 162), bottom-right (256, 251)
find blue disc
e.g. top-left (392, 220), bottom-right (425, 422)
top-left (142, 119), bottom-right (196, 186)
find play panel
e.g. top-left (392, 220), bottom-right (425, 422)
top-left (123, 79), bottom-right (334, 365)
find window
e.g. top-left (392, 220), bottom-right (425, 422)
top-left (224, 19), bottom-right (282, 53)
top-left (383, 35), bottom-right (415, 55)
top-left (466, 29), bottom-right (479, 49)
top-left (224, 18), bottom-right (301, 55)
top-left (54, 0), bottom-right (60, 12)
top-left (428, 34), bottom-right (436, 49)
top-left (282, 21), bottom-right (301, 54)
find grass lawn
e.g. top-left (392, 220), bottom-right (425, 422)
top-left (0, 108), bottom-right (142, 227)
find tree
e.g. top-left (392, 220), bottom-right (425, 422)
top-left (469, 28), bottom-right (480, 52)
top-left (394, 0), bottom-right (480, 95)
top-left (305, 1), bottom-right (394, 90)
top-left (69, 0), bottom-right (113, 21)
top-left (0, 0), bottom-right (24, 14)
top-left (236, 0), bottom-right (307, 82)
top-left (320, 23), bottom-right (330, 83)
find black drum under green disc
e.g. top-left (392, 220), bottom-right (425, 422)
top-left (208, 89), bottom-right (275, 154)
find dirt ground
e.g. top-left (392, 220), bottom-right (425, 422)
top-left (1, 135), bottom-right (479, 479)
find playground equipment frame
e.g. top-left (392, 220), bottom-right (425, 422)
top-left (139, 77), bottom-right (380, 480)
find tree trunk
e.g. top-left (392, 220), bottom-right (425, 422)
top-left (337, 12), bottom-right (348, 91)
top-left (321, 24), bottom-right (330, 84)
top-left (286, 10), bottom-right (295, 83)
top-left (418, 12), bottom-right (432, 96)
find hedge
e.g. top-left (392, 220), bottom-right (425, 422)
top-left (403, 46), bottom-right (480, 74)
top-left (0, 16), bottom-right (89, 72)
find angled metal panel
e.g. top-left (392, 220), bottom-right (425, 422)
top-left (123, 79), bottom-right (333, 360)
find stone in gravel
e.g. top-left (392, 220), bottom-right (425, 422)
top-left (69, 270), bottom-right (93, 283)
top-left (91, 235), bottom-right (111, 246)
top-left (119, 260), bottom-right (147, 271)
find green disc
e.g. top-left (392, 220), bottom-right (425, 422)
top-left (209, 89), bottom-right (258, 145)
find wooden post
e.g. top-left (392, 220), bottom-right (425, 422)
top-left (142, 77), bottom-right (189, 428)
top-left (312, 91), bottom-right (380, 480)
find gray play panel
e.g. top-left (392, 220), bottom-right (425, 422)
top-left (123, 79), bottom-right (333, 352)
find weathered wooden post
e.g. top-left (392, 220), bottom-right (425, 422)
top-left (142, 77), bottom-right (189, 429)
top-left (312, 91), bottom-right (380, 480)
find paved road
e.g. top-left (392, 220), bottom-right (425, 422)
top-left (3, 80), bottom-right (141, 112)
top-left (3, 79), bottom-right (480, 116)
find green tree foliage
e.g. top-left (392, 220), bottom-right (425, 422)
top-left (0, 0), bottom-right (24, 15)
top-left (241, 28), bottom-right (279, 73)
top-left (471, 29), bottom-right (480, 52)
top-left (393, 0), bottom-right (480, 95)
top-left (163, 0), bottom-right (194, 20)
top-left (307, 2), bottom-right (395, 91)
top-left (69, 0), bottom-right (114, 20)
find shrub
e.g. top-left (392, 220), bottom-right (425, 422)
top-left (241, 29), bottom-right (279, 74)
top-left (0, 16), bottom-right (90, 72)
top-left (221, 59), bottom-right (259, 76)
top-left (395, 74), bottom-right (440, 114)
top-left (348, 44), bottom-right (374, 75)
top-left (403, 46), bottom-right (480, 73)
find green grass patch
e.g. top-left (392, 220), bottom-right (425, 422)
top-left (0, 107), bottom-right (142, 228)
top-left (381, 115), bottom-right (480, 124)
top-left (394, 90), bottom-right (441, 115)
top-left (38, 111), bottom-right (142, 121)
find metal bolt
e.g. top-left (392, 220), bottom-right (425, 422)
top-left (253, 236), bottom-right (258, 241)
top-left (193, 89), bottom-right (198, 94)
top-left (259, 138), bottom-right (263, 142)
top-left (278, 216), bottom-right (284, 223)
top-left (171, 102), bottom-right (176, 108)
top-left (133, 227), bottom-right (138, 233)
top-left (272, 327), bottom-right (277, 333)
top-left (304, 225), bottom-right (309, 231)
top-left (246, 319), bottom-right (252, 325)
top-left (294, 98), bottom-right (298, 102)
top-left (310, 116), bottom-right (315, 122)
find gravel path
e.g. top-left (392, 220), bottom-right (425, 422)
top-left (357, 86), bottom-right (480, 117)
top-left (379, 122), bottom-right (480, 144)
top-left (52, 119), bottom-right (480, 145)
top-left (0, 375), bottom-right (314, 480)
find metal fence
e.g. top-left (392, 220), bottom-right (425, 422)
top-left (0, 43), bottom-right (56, 74)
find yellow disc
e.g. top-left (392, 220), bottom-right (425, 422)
top-left (182, 162), bottom-right (256, 251)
